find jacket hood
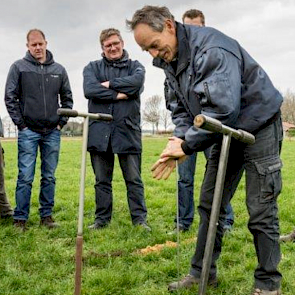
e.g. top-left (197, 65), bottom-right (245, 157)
top-left (102, 49), bottom-right (129, 67)
top-left (23, 50), bottom-right (55, 65)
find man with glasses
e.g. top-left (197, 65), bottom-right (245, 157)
top-left (83, 28), bottom-right (150, 231)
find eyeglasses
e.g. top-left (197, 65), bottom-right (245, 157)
top-left (103, 41), bottom-right (121, 50)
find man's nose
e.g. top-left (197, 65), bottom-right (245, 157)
top-left (148, 48), bottom-right (159, 58)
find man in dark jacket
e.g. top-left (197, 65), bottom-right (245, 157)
top-left (5, 29), bottom-right (73, 231)
top-left (127, 6), bottom-right (283, 295)
top-left (165, 8), bottom-right (238, 234)
top-left (83, 28), bottom-right (150, 231)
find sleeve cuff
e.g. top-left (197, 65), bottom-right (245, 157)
top-left (17, 123), bottom-right (26, 131)
top-left (181, 141), bottom-right (195, 155)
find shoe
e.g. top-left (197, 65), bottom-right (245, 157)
top-left (167, 224), bottom-right (188, 235)
top-left (279, 229), bottom-right (295, 242)
top-left (136, 222), bottom-right (152, 232)
top-left (168, 274), bottom-right (218, 291)
top-left (1, 212), bottom-right (14, 219)
top-left (252, 288), bottom-right (281, 295)
top-left (13, 219), bottom-right (27, 232)
top-left (40, 216), bottom-right (59, 229)
top-left (88, 222), bottom-right (108, 230)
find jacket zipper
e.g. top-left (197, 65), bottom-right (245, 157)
top-left (41, 64), bottom-right (47, 119)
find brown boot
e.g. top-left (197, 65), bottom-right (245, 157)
top-left (279, 229), bottom-right (295, 242)
top-left (252, 288), bottom-right (281, 295)
top-left (168, 274), bottom-right (217, 292)
top-left (40, 216), bottom-right (59, 229)
top-left (13, 219), bottom-right (27, 232)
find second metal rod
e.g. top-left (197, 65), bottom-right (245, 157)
top-left (198, 134), bottom-right (231, 295)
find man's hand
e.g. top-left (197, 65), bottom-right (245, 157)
top-left (101, 81), bottom-right (110, 88)
top-left (151, 157), bottom-right (176, 180)
top-left (117, 93), bottom-right (128, 100)
top-left (151, 136), bottom-right (187, 180)
top-left (161, 136), bottom-right (186, 159)
top-left (151, 155), bottom-right (187, 180)
top-left (101, 81), bottom-right (127, 100)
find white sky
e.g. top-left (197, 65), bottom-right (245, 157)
top-left (0, 0), bottom-right (295, 119)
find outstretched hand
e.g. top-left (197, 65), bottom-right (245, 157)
top-left (151, 137), bottom-right (187, 180)
top-left (151, 157), bottom-right (176, 180)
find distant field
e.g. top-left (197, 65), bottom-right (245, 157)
top-left (0, 137), bottom-right (294, 295)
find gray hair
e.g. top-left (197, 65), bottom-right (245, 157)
top-left (126, 5), bottom-right (175, 32)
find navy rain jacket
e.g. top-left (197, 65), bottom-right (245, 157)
top-left (83, 50), bottom-right (145, 154)
top-left (154, 22), bottom-right (283, 154)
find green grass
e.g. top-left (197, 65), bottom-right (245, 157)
top-left (0, 137), bottom-right (294, 295)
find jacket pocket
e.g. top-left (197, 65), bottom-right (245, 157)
top-left (197, 73), bottom-right (234, 115)
top-left (254, 156), bottom-right (282, 204)
top-left (124, 118), bottom-right (141, 132)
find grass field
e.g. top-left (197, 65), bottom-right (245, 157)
top-left (0, 137), bottom-right (294, 295)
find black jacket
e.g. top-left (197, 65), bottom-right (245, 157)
top-left (83, 50), bottom-right (145, 154)
top-left (154, 23), bottom-right (283, 154)
top-left (5, 50), bottom-right (73, 133)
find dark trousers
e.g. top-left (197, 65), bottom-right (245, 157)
top-left (0, 141), bottom-right (13, 216)
top-left (190, 119), bottom-right (282, 291)
top-left (90, 151), bottom-right (147, 225)
top-left (176, 147), bottom-right (239, 230)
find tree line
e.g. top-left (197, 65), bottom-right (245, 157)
top-left (1, 90), bottom-right (295, 137)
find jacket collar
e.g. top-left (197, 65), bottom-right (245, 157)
top-left (102, 49), bottom-right (129, 67)
top-left (153, 22), bottom-right (191, 76)
top-left (24, 50), bottom-right (54, 66)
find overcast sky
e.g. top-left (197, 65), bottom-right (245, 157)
top-left (0, 0), bottom-right (294, 119)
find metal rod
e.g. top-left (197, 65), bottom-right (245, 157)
top-left (198, 134), bottom-right (231, 295)
top-left (175, 160), bottom-right (180, 293)
top-left (74, 116), bottom-right (89, 295)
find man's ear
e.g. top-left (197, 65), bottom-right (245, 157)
top-left (165, 19), bottom-right (176, 33)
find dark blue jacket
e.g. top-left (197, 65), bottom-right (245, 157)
top-left (5, 50), bottom-right (73, 133)
top-left (83, 50), bottom-right (145, 153)
top-left (154, 23), bottom-right (283, 154)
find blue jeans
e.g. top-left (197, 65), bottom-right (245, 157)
top-left (190, 119), bottom-right (282, 290)
top-left (176, 152), bottom-right (197, 229)
top-left (14, 128), bottom-right (60, 220)
top-left (90, 151), bottom-right (147, 225)
top-left (224, 203), bottom-right (234, 228)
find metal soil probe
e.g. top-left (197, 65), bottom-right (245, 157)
top-left (57, 108), bottom-right (112, 295)
top-left (193, 114), bottom-right (255, 295)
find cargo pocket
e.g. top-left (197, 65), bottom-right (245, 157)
top-left (254, 156), bottom-right (283, 203)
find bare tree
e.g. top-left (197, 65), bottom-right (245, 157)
top-left (143, 95), bottom-right (162, 134)
top-left (2, 116), bottom-right (17, 138)
top-left (281, 90), bottom-right (295, 124)
top-left (160, 109), bottom-right (172, 131)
